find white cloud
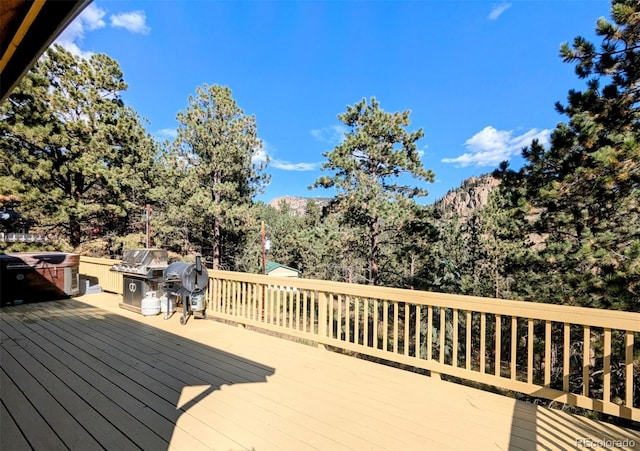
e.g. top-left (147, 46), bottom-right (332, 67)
top-left (54, 3), bottom-right (150, 57)
top-left (252, 146), bottom-right (269, 165)
top-left (417, 145), bottom-right (428, 159)
top-left (311, 125), bottom-right (348, 145)
top-left (155, 128), bottom-right (178, 140)
top-left (55, 3), bottom-right (106, 57)
top-left (254, 141), bottom-right (316, 171)
top-left (441, 126), bottom-right (550, 167)
top-left (110, 11), bottom-right (151, 34)
top-left (488, 3), bottom-right (511, 20)
top-left (271, 161), bottom-right (317, 171)
top-left (81, 4), bottom-right (108, 30)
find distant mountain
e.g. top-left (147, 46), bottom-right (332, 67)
top-left (431, 174), bottom-right (500, 219)
top-left (268, 175), bottom-right (500, 219)
top-left (268, 196), bottom-right (332, 215)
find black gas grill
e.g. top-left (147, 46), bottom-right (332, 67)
top-left (162, 255), bottom-right (209, 324)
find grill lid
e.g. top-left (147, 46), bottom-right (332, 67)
top-left (111, 248), bottom-right (168, 276)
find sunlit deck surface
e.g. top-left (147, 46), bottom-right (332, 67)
top-left (1, 293), bottom-right (638, 450)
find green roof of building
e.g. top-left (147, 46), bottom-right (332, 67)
top-left (265, 261), bottom-right (301, 274)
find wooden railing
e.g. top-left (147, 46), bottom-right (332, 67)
top-left (80, 257), bottom-right (640, 421)
top-left (79, 256), bottom-right (123, 295)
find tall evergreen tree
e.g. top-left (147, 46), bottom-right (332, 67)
top-left (168, 84), bottom-right (269, 269)
top-left (502, 0), bottom-right (640, 311)
top-left (312, 97), bottom-right (434, 285)
top-left (0, 45), bottom-right (155, 248)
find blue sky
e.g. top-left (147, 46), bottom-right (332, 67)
top-left (55, 0), bottom-right (608, 204)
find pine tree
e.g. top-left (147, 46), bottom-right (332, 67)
top-left (168, 84), bottom-right (269, 269)
top-left (312, 97), bottom-right (434, 285)
top-left (0, 45), bottom-right (155, 249)
top-left (504, 0), bottom-right (640, 311)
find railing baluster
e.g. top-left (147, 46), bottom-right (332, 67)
top-left (415, 305), bottom-right (421, 359)
top-left (544, 320), bottom-right (551, 387)
top-left (318, 292), bottom-right (328, 338)
top-left (480, 312), bottom-right (486, 373)
top-left (373, 300), bottom-right (379, 350)
top-left (583, 326), bottom-right (590, 397)
top-left (242, 282), bottom-right (246, 316)
top-left (427, 306), bottom-right (433, 360)
top-left (310, 291), bottom-right (316, 334)
top-left (245, 282), bottom-right (250, 318)
top-left (277, 287), bottom-right (283, 326)
top-left (295, 289), bottom-right (301, 330)
top-left (302, 290), bottom-right (308, 332)
top-left (393, 301), bottom-right (399, 354)
top-left (346, 295), bottom-right (351, 343)
top-left (603, 328), bottom-right (611, 403)
top-left (465, 311), bottom-right (471, 370)
top-left (219, 280), bottom-right (224, 313)
top-left (269, 286), bottom-right (275, 324)
top-left (337, 294), bottom-right (342, 340)
top-left (527, 319), bottom-right (534, 384)
top-left (511, 317), bottom-right (517, 380)
top-left (213, 279), bottom-right (219, 313)
top-left (260, 284), bottom-right (266, 322)
top-left (328, 293), bottom-right (334, 338)
top-left (364, 299), bottom-right (369, 347)
top-left (563, 323), bottom-right (570, 392)
top-left (283, 287), bottom-right (288, 326)
top-left (452, 309), bottom-right (458, 367)
top-left (383, 301), bottom-right (389, 352)
top-left (440, 307), bottom-right (446, 364)
top-left (237, 282), bottom-right (242, 317)
top-left (222, 280), bottom-right (228, 314)
top-left (232, 281), bottom-right (238, 315)
top-left (626, 330), bottom-right (634, 409)
top-left (354, 296), bottom-right (359, 345)
top-left (404, 303), bottom-right (409, 356)
top-left (288, 288), bottom-right (294, 328)
top-left (495, 314), bottom-right (501, 377)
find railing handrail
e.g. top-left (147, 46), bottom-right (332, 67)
top-left (80, 255), bottom-right (122, 265)
top-left (209, 269), bottom-right (640, 331)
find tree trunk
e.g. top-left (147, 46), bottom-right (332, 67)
top-left (410, 253), bottom-right (415, 289)
top-left (69, 217), bottom-right (81, 248)
top-left (212, 218), bottom-right (220, 270)
top-left (370, 219), bottom-right (380, 285)
top-left (212, 181), bottom-right (221, 270)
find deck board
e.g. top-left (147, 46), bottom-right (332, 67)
top-left (0, 399), bottom-right (32, 451)
top-left (0, 368), bottom-right (67, 451)
top-left (1, 304), bottom-right (243, 451)
top-left (1, 294), bottom-right (639, 450)
top-left (1, 314), bottom-right (166, 450)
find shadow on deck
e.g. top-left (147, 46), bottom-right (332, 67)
top-left (0, 298), bottom-right (275, 450)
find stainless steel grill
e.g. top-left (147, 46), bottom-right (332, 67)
top-left (110, 249), bottom-right (169, 313)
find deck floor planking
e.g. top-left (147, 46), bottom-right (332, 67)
top-left (1, 294), bottom-right (639, 450)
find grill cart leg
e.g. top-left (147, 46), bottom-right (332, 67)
top-left (163, 294), bottom-right (171, 320)
top-left (180, 296), bottom-right (189, 325)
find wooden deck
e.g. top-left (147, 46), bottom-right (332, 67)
top-left (1, 293), bottom-right (638, 450)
